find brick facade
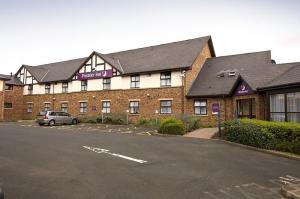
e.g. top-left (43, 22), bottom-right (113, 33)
top-left (23, 87), bottom-right (183, 122)
top-left (3, 85), bottom-right (24, 121)
top-left (0, 91), bottom-right (4, 121)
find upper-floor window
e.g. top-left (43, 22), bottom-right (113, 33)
top-left (45, 84), bottom-right (51, 94)
top-left (103, 78), bottom-right (111, 90)
top-left (160, 72), bottom-right (171, 87)
top-left (130, 75), bottom-right (140, 88)
top-left (5, 84), bottom-right (13, 90)
top-left (44, 103), bottom-right (51, 111)
top-left (160, 100), bottom-right (172, 114)
top-left (194, 100), bottom-right (207, 115)
top-left (129, 101), bottom-right (139, 114)
top-left (81, 80), bottom-right (87, 91)
top-left (80, 102), bottom-right (88, 113)
top-left (62, 82), bottom-right (68, 93)
top-left (61, 103), bottom-right (68, 112)
top-left (27, 103), bottom-right (33, 113)
top-left (28, 84), bottom-right (33, 95)
top-left (4, 102), bottom-right (13, 109)
top-left (102, 101), bottom-right (111, 113)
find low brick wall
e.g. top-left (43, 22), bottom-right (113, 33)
top-left (4, 86), bottom-right (24, 121)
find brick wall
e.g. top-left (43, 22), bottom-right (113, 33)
top-left (0, 91), bottom-right (4, 121)
top-left (4, 85), bottom-right (24, 121)
top-left (23, 87), bottom-right (183, 122)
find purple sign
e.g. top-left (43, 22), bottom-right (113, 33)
top-left (212, 103), bottom-right (220, 114)
top-left (234, 80), bottom-right (253, 96)
top-left (77, 69), bottom-right (113, 80)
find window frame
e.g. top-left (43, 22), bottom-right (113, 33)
top-left (28, 84), bottom-right (33, 95)
top-left (129, 101), bottom-right (140, 114)
top-left (79, 102), bottom-right (88, 113)
top-left (160, 72), bottom-right (171, 87)
top-left (130, 75), bottom-right (140, 88)
top-left (61, 103), bottom-right (68, 112)
top-left (103, 78), bottom-right (111, 90)
top-left (160, 100), bottom-right (172, 114)
top-left (194, 99), bottom-right (208, 115)
top-left (44, 103), bottom-right (51, 112)
top-left (45, 84), bottom-right (51, 94)
top-left (62, 82), bottom-right (68, 93)
top-left (4, 102), bottom-right (13, 109)
top-left (27, 103), bottom-right (33, 113)
top-left (81, 80), bottom-right (88, 91)
top-left (102, 101), bottom-right (111, 113)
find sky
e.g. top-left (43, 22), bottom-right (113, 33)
top-left (0, 0), bottom-right (299, 75)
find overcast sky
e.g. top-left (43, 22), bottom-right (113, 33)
top-left (0, 0), bottom-right (299, 75)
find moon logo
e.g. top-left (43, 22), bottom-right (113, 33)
top-left (102, 71), bottom-right (107, 77)
top-left (241, 84), bottom-right (246, 91)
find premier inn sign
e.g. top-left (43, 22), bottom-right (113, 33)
top-left (77, 69), bottom-right (113, 80)
top-left (234, 80), bottom-right (254, 96)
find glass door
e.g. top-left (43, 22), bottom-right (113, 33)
top-left (237, 98), bottom-right (256, 119)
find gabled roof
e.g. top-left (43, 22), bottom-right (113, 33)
top-left (259, 62), bottom-right (300, 89)
top-left (187, 51), bottom-right (292, 97)
top-left (0, 74), bottom-right (23, 85)
top-left (16, 36), bottom-right (214, 83)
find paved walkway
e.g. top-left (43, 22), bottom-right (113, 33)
top-left (184, 127), bottom-right (219, 139)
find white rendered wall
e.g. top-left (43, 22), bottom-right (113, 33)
top-left (0, 80), bottom-right (3, 91)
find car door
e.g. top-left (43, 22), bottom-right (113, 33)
top-left (64, 112), bottom-right (72, 124)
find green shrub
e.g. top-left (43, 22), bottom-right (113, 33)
top-left (223, 119), bottom-right (300, 154)
top-left (176, 115), bottom-right (200, 132)
top-left (102, 113), bottom-right (126, 125)
top-left (159, 117), bottom-right (186, 135)
top-left (137, 118), bottom-right (159, 127)
top-left (78, 116), bottom-right (99, 124)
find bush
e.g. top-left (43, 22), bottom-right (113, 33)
top-left (78, 116), bottom-right (99, 124)
top-left (223, 119), bottom-right (300, 154)
top-left (137, 118), bottom-right (159, 127)
top-left (159, 118), bottom-right (186, 135)
top-left (176, 115), bottom-right (200, 132)
top-left (102, 113), bottom-right (126, 125)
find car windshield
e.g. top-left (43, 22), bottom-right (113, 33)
top-left (37, 111), bottom-right (47, 116)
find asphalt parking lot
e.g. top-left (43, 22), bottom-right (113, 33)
top-left (0, 122), bottom-right (299, 199)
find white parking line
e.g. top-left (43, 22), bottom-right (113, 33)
top-left (83, 146), bottom-right (148, 164)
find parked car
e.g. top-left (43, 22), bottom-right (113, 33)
top-left (36, 111), bottom-right (78, 126)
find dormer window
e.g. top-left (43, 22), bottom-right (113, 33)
top-left (228, 71), bottom-right (236, 77)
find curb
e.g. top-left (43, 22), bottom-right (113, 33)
top-left (281, 183), bottom-right (300, 199)
top-left (215, 139), bottom-right (300, 161)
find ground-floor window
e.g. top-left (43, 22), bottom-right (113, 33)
top-left (102, 101), bottom-right (111, 113)
top-left (270, 92), bottom-right (300, 123)
top-left (61, 103), bottom-right (68, 112)
top-left (27, 103), bottom-right (33, 113)
top-left (194, 100), bottom-right (207, 115)
top-left (80, 102), bottom-right (88, 113)
top-left (44, 103), bottom-right (51, 111)
top-left (237, 98), bottom-right (256, 119)
top-left (129, 101), bottom-right (139, 114)
top-left (4, 102), bottom-right (13, 109)
top-left (160, 100), bottom-right (172, 114)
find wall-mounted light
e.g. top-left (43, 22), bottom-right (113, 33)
top-left (52, 98), bottom-right (56, 101)
top-left (93, 96), bottom-right (96, 99)
top-left (147, 93), bottom-right (150, 97)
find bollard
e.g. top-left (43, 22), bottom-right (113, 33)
top-left (0, 188), bottom-right (4, 199)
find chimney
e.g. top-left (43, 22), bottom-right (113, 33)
top-left (10, 72), bottom-right (12, 77)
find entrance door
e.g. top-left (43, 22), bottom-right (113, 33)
top-left (237, 98), bottom-right (256, 119)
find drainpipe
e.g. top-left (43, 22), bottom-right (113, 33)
top-left (181, 70), bottom-right (186, 115)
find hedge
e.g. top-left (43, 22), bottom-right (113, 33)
top-left (223, 119), bottom-right (300, 154)
top-left (159, 118), bottom-right (186, 135)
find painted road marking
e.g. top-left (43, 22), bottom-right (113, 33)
top-left (83, 146), bottom-right (147, 164)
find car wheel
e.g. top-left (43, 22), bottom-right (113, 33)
top-left (39, 123), bottom-right (44, 126)
top-left (49, 120), bottom-right (55, 126)
top-left (72, 119), bottom-right (78, 125)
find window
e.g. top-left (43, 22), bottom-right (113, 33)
top-left (160, 100), bottom-right (172, 114)
top-left (27, 103), bottom-right (33, 113)
top-left (62, 82), bottom-right (68, 93)
top-left (103, 78), bottom-right (111, 90)
top-left (81, 80), bottom-right (87, 91)
top-left (130, 75), bottom-right (140, 88)
top-left (80, 102), bottom-right (88, 113)
top-left (61, 103), bottom-right (68, 112)
top-left (45, 84), bottom-right (51, 94)
top-left (28, 84), bottom-right (33, 95)
top-left (102, 101), bottom-right (111, 113)
top-left (129, 101), bottom-right (139, 114)
top-left (194, 100), bottom-right (207, 115)
top-left (160, 72), bottom-right (171, 86)
top-left (5, 84), bottom-right (13, 90)
top-left (237, 99), bottom-right (256, 119)
top-left (4, 102), bottom-right (12, 109)
top-left (44, 103), bottom-right (51, 111)
top-left (270, 92), bottom-right (300, 123)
